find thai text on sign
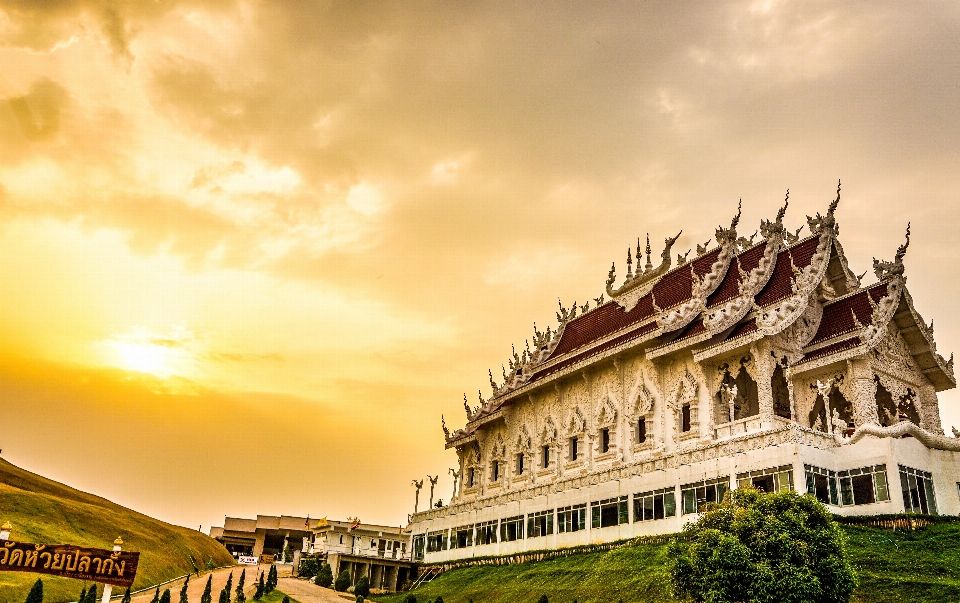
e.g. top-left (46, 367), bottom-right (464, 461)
top-left (0, 540), bottom-right (140, 587)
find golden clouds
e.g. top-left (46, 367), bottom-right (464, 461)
top-left (2, 1), bottom-right (960, 530)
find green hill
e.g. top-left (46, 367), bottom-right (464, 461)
top-left (0, 458), bottom-right (234, 603)
top-left (379, 520), bottom-right (960, 603)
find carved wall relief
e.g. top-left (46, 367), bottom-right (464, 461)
top-left (771, 363), bottom-right (792, 419)
top-left (714, 356), bottom-right (759, 423)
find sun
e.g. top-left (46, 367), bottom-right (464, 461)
top-left (114, 342), bottom-right (169, 376)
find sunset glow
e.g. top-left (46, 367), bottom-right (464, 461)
top-left (2, 1), bottom-right (960, 535)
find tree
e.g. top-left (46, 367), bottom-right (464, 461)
top-left (122, 589), bottom-right (132, 603)
top-left (669, 487), bottom-right (857, 603)
top-left (298, 557), bottom-right (319, 579)
top-left (150, 587), bottom-right (160, 603)
top-left (334, 568), bottom-right (351, 592)
top-left (235, 569), bottom-right (246, 603)
top-left (159, 589), bottom-right (171, 603)
top-left (354, 576), bottom-right (369, 599)
top-left (25, 579), bottom-right (43, 603)
top-left (223, 572), bottom-right (233, 603)
top-left (266, 565), bottom-right (278, 593)
top-left (315, 563), bottom-right (333, 588)
top-left (200, 576), bottom-right (213, 603)
top-left (79, 587), bottom-right (87, 603)
top-left (84, 585), bottom-right (97, 603)
top-left (180, 575), bottom-right (190, 603)
top-left (253, 572), bottom-right (264, 601)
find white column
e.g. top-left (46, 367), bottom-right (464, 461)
top-left (0, 521), bottom-right (11, 540)
top-left (101, 537), bottom-right (123, 603)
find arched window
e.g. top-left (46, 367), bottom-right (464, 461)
top-left (771, 364), bottom-right (791, 419)
top-left (874, 377), bottom-right (897, 427)
top-left (715, 360), bottom-right (760, 423)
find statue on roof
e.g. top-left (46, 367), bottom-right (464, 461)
top-left (873, 223), bottom-right (910, 281)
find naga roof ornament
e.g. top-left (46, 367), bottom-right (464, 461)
top-left (873, 223), bottom-right (910, 281)
top-left (605, 230), bottom-right (682, 299)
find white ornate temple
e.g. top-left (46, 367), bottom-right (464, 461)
top-left (408, 185), bottom-right (960, 563)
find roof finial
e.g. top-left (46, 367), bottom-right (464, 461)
top-left (636, 238), bottom-right (643, 271)
top-left (778, 190), bottom-right (789, 224)
top-left (645, 233), bottom-right (653, 271)
top-left (895, 222), bottom-right (911, 264)
top-left (732, 199), bottom-right (742, 230)
top-left (625, 247), bottom-right (633, 279)
top-left (829, 179), bottom-right (841, 216)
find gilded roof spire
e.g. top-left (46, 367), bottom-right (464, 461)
top-left (625, 247), bottom-right (633, 279)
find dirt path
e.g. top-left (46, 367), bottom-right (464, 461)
top-left (129, 564), bottom-right (288, 603)
top-left (275, 578), bottom-right (355, 603)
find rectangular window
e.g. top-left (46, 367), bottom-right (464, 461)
top-left (633, 487), bottom-right (677, 521)
top-left (527, 510), bottom-right (554, 538)
top-left (500, 515), bottom-right (524, 542)
top-left (838, 465), bottom-right (890, 506)
top-left (637, 418), bottom-right (647, 444)
top-left (517, 453), bottom-right (525, 475)
top-left (557, 504), bottom-right (587, 533)
top-left (591, 496), bottom-right (629, 528)
top-left (468, 467), bottom-right (475, 488)
top-left (601, 428), bottom-right (610, 453)
top-left (475, 520), bottom-right (498, 546)
top-left (681, 404), bottom-right (691, 432)
top-left (737, 465), bottom-right (794, 493)
top-left (492, 460), bottom-right (500, 482)
top-left (450, 525), bottom-right (473, 549)
top-left (805, 464), bottom-right (839, 506)
top-left (542, 445), bottom-right (551, 468)
top-left (900, 465), bottom-right (938, 515)
top-left (412, 535), bottom-right (425, 561)
top-left (570, 437), bottom-right (579, 461)
top-left (425, 530), bottom-right (447, 553)
top-left (681, 477), bottom-right (729, 515)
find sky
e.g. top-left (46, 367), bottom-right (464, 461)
top-left (2, 1), bottom-right (960, 533)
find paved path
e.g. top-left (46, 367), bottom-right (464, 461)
top-left (275, 577), bottom-right (356, 603)
top-left (130, 564), bottom-right (288, 603)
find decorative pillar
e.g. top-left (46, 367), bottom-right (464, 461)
top-left (784, 368), bottom-right (797, 422)
top-left (753, 347), bottom-right (775, 425)
top-left (847, 360), bottom-right (880, 427)
top-left (101, 537), bottom-right (123, 603)
top-left (917, 384), bottom-right (942, 433)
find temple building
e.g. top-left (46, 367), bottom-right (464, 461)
top-left (408, 186), bottom-right (960, 564)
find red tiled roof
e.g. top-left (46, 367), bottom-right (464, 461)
top-left (754, 237), bottom-right (821, 307)
top-left (808, 282), bottom-right (889, 345)
top-left (674, 318), bottom-right (707, 342)
top-left (799, 337), bottom-right (861, 363)
top-left (706, 243), bottom-right (767, 308)
top-left (651, 247), bottom-right (723, 311)
top-left (726, 318), bottom-right (758, 340)
top-left (531, 321), bottom-right (658, 383)
top-left (547, 295), bottom-right (656, 358)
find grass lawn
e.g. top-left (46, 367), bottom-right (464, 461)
top-left (378, 520), bottom-right (960, 603)
top-left (259, 591), bottom-right (302, 603)
top-left (0, 459), bottom-right (235, 603)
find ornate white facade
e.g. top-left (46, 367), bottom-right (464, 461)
top-left (410, 186), bottom-right (960, 564)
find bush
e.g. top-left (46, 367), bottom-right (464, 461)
top-left (299, 557), bottom-right (320, 578)
top-left (538, 597), bottom-right (548, 603)
top-left (200, 576), bottom-right (213, 603)
top-left (315, 563), bottom-right (333, 588)
top-left (434, 597), bottom-right (444, 603)
top-left (356, 597), bottom-right (365, 603)
top-left (669, 487), bottom-right (857, 603)
top-left (403, 595), bottom-right (416, 603)
top-left (84, 586), bottom-right (97, 603)
top-left (334, 568), bottom-right (352, 592)
top-left (159, 590), bottom-right (171, 603)
top-left (354, 576), bottom-right (370, 599)
top-left (25, 579), bottom-right (43, 603)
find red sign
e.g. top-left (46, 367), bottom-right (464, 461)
top-left (0, 540), bottom-right (140, 587)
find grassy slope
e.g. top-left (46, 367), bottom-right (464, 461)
top-left (378, 522), bottom-right (960, 603)
top-left (0, 458), bottom-right (234, 603)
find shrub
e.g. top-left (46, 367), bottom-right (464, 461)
top-left (253, 573), bottom-right (264, 601)
top-left (299, 557), bottom-right (320, 579)
top-left (150, 587), bottom-right (159, 603)
top-left (354, 576), bottom-right (370, 599)
top-left (538, 597), bottom-right (549, 603)
top-left (281, 597), bottom-right (289, 603)
top-left (25, 579), bottom-right (43, 603)
top-left (266, 565), bottom-right (278, 593)
top-left (180, 575), bottom-right (190, 603)
top-left (356, 597), bottom-right (365, 603)
top-left (315, 564), bottom-right (333, 588)
top-left (669, 487), bottom-right (857, 603)
top-left (159, 589), bottom-right (171, 603)
top-left (235, 570), bottom-right (246, 603)
top-left (404, 595), bottom-right (417, 603)
top-left (122, 589), bottom-right (132, 603)
top-left (84, 586), bottom-right (97, 603)
top-left (200, 576), bottom-right (213, 603)
top-left (334, 568), bottom-right (351, 592)
top-left (434, 597), bottom-right (444, 603)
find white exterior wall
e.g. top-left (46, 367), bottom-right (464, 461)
top-left (412, 427), bottom-right (960, 564)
